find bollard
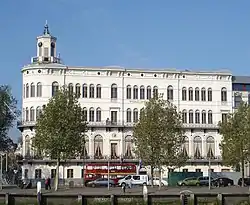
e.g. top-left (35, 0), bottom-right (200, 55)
top-left (37, 181), bottom-right (42, 205)
top-left (180, 194), bottom-right (188, 205)
top-left (217, 193), bottom-right (223, 205)
top-left (110, 194), bottom-right (115, 205)
top-left (5, 193), bottom-right (9, 205)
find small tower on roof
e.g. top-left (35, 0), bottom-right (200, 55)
top-left (31, 21), bottom-right (61, 64)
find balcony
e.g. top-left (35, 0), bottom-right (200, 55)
top-left (31, 56), bottom-right (61, 64)
top-left (17, 121), bottom-right (36, 129)
top-left (182, 123), bottom-right (218, 129)
top-left (187, 156), bottom-right (222, 163)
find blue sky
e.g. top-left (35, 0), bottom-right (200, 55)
top-left (1, 0), bottom-right (250, 141)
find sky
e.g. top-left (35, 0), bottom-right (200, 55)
top-left (1, 0), bottom-right (250, 141)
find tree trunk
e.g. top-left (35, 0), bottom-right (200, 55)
top-left (151, 166), bottom-right (154, 187)
top-left (241, 158), bottom-right (245, 187)
top-left (54, 158), bottom-right (60, 191)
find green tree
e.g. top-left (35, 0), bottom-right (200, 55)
top-left (32, 89), bottom-right (87, 191)
top-left (0, 85), bottom-right (19, 152)
top-left (133, 95), bottom-right (186, 187)
top-left (219, 102), bottom-right (250, 187)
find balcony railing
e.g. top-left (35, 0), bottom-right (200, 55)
top-left (17, 120), bottom-right (219, 129)
top-left (19, 154), bottom-right (222, 163)
top-left (31, 56), bottom-right (61, 64)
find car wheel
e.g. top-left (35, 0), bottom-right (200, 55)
top-left (143, 182), bottom-right (147, 186)
top-left (181, 183), bottom-right (185, 186)
top-left (196, 183), bottom-right (199, 186)
top-left (92, 184), bottom-right (95, 188)
top-left (227, 183), bottom-right (231, 186)
top-left (161, 183), bottom-right (164, 186)
top-left (122, 182), bottom-right (126, 187)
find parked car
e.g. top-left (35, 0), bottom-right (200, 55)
top-left (238, 178), bottom-right (250, 186)
top-left (177, 177), bottom-right (200, 186)
top-left (118, 175), bottom-right (149, 187)
top-left (177, 176), bottom-right (214, 186)
top-left (86, 178), bottom-right (116, 187)
top-left (148, 177), bottom-right (168, 186)
top-left (212, 177), bottom-right (234, 187)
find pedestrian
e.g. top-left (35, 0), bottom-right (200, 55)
top-left (47, 177), bottom-right (51, 190)
top-left (129, 178), bottom-right (132, 189)
top-left (45, 178), bottom-right (48, 190)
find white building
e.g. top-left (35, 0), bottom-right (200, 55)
top-left (18, 24), bottom-right (233, 182)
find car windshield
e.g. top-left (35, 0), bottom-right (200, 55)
top-left (185, 177), bottom-right (196, 181)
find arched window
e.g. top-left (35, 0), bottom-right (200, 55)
top-left (201, 87), bottom-right (206, 101)
top-left (167, 85), bottom-right (173, 100)
top-left (25, 136), bottom-right (30, 157)
top-left (94, 135), bottom-right (103, 159)
top-left (30, 107), bottom-right (35, 121)
top-left (202, 110), bottom-right (206, 124)
top-left (221, 87), bottom-right (227, 102)
top-left (89, 107), bottom-right (94, 122)
top-left (133, 85), bottom-right (138, 99)
top-left (206, 136), bottom-right (215, 158)
top-left (126, 108), bottom-right (132, 123)
top-left (25, 107), bottom-right (29, 121)
top-left (133, 108), bottom-right (138, 122)
top-left (182, 110), bottom-right (187, 123)
top-left (111, 84), bottom-right (117, 99)
top-left (182, 87), bottom-right (187, 101)
top-left (82, 107), bottom-right (87, 121)
top-left (188, 87), bottom-right (193, 101)
top-left (36, 106), bottom-right (42, 120)
top-left (82, 84), bottom-right (87, 98)
top-left (195, 110), bottom-right (200, 124)
top-left (37, 82), bottom-right (42, 97)
top-left (26, 83), bottom-right (29, 98)
top-left (96, 108), bottom-right (101, 122)
top-left (96, 84), bottom-right (101, 98)
top-left (68, 83), bottom-right (73, 96)
top-left (124, 135), bottom-right (133, 159)
top-left (195, 87), bottom-right (199, 101)
top-left (82, 136), bottom-right (89, 158)
top-left (52, 82), bottom-right (59, 96)
top-left (182, 136), bottom-right (189, 157)
top-left (208, 88), bottom-right (212, 101)
top-left (127, 85), bottom-right (131, 99)
top-left (89, 84), bottom-right (95, 98)
top-left (140, 86), bottom-right (145, 99)
top-left (23, 84), bottom-right (26, 99)
top-left (193, 136), bottom-right (202, 159)
top-left (189, 110), bottom-right (193, 123)
top-left (147, 86), bottom-right (151, 99)
top-left (208, 110), bottom-right (213, 124)
top-left (75, 84), bottom-right (81, 98)
top-left (153, 86), bottom-right (158, 98)
top-left (30, 83), bottom-right (35, 97)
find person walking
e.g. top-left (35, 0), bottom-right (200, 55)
top-left (47, 177), bottom-right (51, 190)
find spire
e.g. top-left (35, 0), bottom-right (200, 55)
top-left (43, 20), bottom-right (50, 35)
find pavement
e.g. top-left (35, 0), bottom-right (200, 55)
top-left (0, 186), bottom-right (249, 195)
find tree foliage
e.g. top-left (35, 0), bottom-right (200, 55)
top-left (32, 88), bottom-right (87, 190)
top-left (219, 102), bottom-right (250, 186)
top-left (0, 85), bottom-right (19, 151)
top-left (133, 95), bottom-right (186, 184)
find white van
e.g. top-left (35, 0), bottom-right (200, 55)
top-left (118, 175), bottom-right (149, 186)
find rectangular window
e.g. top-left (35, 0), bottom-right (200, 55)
top-left (140, 87), bottom-right (145, 99)
top-left (195, 113), bottom-right (200, 124)
top-left (39, 47), bottom-right (42, 56)
top-left (35, 169), bottom-right (42, 179)
top-left (189, 89), bottom-right (193, 101)
top-left (222, 113), bottom-right (227, 123)
top-left (96, 86), bottom-right (101, 98)
top-left (67, 169), bottom-right (74, 178)
top-left (44, 47), bottom-right (49, 57)
top-left (24, 169), bottom-right (28, 178)
top-left (234, 95), bottom-right (242, 108)
top-left (111, 111), bottom-right (117, 124)
top-left (195, 90), bottom-right (199, 101)
top-left (51, 169), bottom-right (56, 178)
top-left (189, 112), bottom-right (193, 123)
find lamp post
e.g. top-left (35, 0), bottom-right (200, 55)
top-left (0, 152), bottom-right (4, 190)
top-left (208, 157), bottom-right (211, 190)
top-left (107, 155), bottom-right (110, 190)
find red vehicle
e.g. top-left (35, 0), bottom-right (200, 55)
top-left (84, 163), bottom-right (137, 185)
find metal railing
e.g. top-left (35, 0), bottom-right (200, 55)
top-left (0, 192), bottom-right (249, 205)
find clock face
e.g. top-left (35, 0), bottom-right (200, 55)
top-left (51, 42), bottom-right (55, 48)
top-left (38, 42), bottom-right (43, 47)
